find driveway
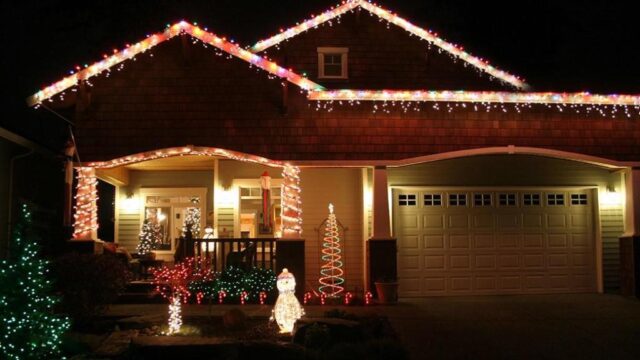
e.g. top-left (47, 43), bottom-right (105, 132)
top-left (386, 294), bottom-right (640, 360)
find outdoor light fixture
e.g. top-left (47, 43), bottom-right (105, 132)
top-left (120, 193), bottom-right (140, 213)
top-left (600, 188), bottom-right (623, 206)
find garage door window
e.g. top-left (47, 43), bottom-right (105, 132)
top-left (547, 193), bottom-right (565, 206)
top-left (424, 194), bottom-right (442, 206)
top-left (523, 193), bottom-right (541, 206)
top-left (498, 193), bottom-right (517, 206)
top-left (474, 193), bottom-right (492, 206)
top-left (449, 194), bottom-right (467, 206)
top-left (570, 193), bottom-right (588, 205)
top-left (399, 194), bottom-right (417, 206)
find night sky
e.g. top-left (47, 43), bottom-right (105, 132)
top-left (2, 0), bottom-right (639, 149)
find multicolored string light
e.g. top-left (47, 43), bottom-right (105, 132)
top-left (252, 0), bottom-right (527, 89)
top-left (27, 21), bottom-right (324, 106)
top-left (281, 164), bottom-right (303, 238)
top-left (319, 204), bottom-right (345, 297)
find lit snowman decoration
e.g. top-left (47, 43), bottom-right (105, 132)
top-left (271, 268), bottom-right (305, 333)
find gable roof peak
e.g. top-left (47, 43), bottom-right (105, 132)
top-left (251, 0), bottom-right (529, 90)
top-left (27, 21), bottom-right (324, 107)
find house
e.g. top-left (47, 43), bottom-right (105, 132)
top-left (27, 0), bottom-right (640, 298)
top-left (0, 126), bottom-right (64, 258)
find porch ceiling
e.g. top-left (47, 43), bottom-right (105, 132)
top-left (124, 155), bottom-right (219, 171)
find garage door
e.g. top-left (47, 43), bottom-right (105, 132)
top-left (394, 188), bottom-right (596, 296)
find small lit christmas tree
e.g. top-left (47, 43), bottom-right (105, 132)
top-left (182, 198), bottom-right (201, 238)
top-left (0, 203), bottom-right (70, 359)
top-left (319, 203), bottom-right (345, 297)
top-left (137, 219), bottom-right (160, 256)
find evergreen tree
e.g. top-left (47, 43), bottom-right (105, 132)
top-left (137, 219), bottom-right (160, 256)
top-left (0, 203), bottom-right (70, 359)
top-left (182, 207), bottom-right (201, 238)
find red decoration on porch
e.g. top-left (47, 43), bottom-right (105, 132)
top-left (240, 291), bottom-right (249, 305)
top-left (218, 290), bottom-right (227, 304)
top-left (320, 293), bottom-right (327, 306)
top-left (259, 291), bottom-right (267, 305)
top-left (303, 292), bottom-right (312, 305)
top-left (196, 292), bottom-right (204, 305)
top-left (260, 171), bottom-right (272, 232)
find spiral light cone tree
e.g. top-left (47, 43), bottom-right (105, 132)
top-left (319, 203), bottom-right (344, 297)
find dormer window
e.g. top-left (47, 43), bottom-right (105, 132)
top-left (317, 47), bottom-right (348, 79)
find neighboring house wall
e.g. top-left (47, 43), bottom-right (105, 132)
top-left (261, 10), bottom-right (510, 90)
top-left (116, 170), bottom-right (214, 251)
top-left (0, 138), bottom-right (16, 257)
top-left (301, 168), bottom-right (364, 293)
top-left (388, 154), bottom-right (624, 291)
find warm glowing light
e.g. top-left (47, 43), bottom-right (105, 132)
top-left (252, 0), bottom-right (527, 89)
top-left (120, 195), bottom-right (140, 213)
top-left (73, 167), bottom-right (99, 239)
top-left (600, 190), bottom-right (623, 206)
top-left (167, 294), bottom-right (182, 335)
top-left (364, 291), bottom-right (372, 305)
top-left (271, 268), bottom-right (304, 333)
top-left (308, 90), bottom-right (640, 106)
top-left (216, 188), bottom-right (237, 207)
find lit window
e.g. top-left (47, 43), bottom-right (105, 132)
top-left (449, 194), bottom-right (467, 206)
top-left (474, 193), bottom-right (492, 206)
top-left (318, 47), bottom-right (348, 79)
top-left (399, 194), bottom-right (417, 206)
top-left (424, 194), bottom-right (442, 206)
top-left (570, 194), bottom-right (588, 205)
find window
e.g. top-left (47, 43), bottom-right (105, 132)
top-left (570, 193), bottom-right (588, 205)
top-left (449, 194), bottom-right (467, 206)
top-left (424, 194), bottom-right (442, 206)
top-left (318, 47), bottom-right (348, 79)
top-left (474, 193), bottom-right (492, 206)
top-left (523, 193), bottom-right (541, 206)
top-left (498, 193), bottom-right (517, 206)
top-left (399, 194), bottom-right (417, 206)
top-left (547, 193), bottom-right (565, 206)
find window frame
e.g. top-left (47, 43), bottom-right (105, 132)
top-left (317, 47), bottom-right (349, 79)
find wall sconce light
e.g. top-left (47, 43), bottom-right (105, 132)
top-left (600, 187), bottom-right (623, 206)
top-left (121, 192), bottom-right (140, 213)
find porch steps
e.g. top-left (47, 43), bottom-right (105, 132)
top-left (116, 281), bottom-right (166, 304)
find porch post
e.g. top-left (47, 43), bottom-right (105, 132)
top-left (278, 164), bottom-right (305, 298)
top-left (71, 167), bottom-right (99, 241)
top-left (281, 165), bottom-right (302, 239)
top-left (368, 166), bottom-right (397, 297)
top-left (620, 167), bottom-right (640, 297)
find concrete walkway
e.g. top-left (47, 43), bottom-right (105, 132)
top-left (106, 294), bottom-right (640, 360)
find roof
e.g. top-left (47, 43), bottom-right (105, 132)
top-left (251, 0), bottom-right (529, 90)
top-left (26, 21), bottom-right (325, 106)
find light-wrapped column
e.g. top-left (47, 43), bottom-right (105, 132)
top-left (281, 165), bottom-right (302, 238)
top-left (72, 167), bottom-right (99, 240)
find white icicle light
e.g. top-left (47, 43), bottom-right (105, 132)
top-left (168, 294), bottom-right (182, 335)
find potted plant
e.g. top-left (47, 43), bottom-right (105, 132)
top-left (374, 276), bottom-right (398, 304)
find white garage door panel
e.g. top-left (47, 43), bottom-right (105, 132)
top-left (395, 189), bottom-right (596, 296)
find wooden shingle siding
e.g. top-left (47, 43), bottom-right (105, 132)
top-left (262, 10), bottom-right (511, 91)
top-left (70, 37), bottom-right (640, 163)
top-left (117, 213), bottom-right (141, 252)
top-left (601, 205), bottom-right (623, 292)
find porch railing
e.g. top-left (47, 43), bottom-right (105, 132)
top-left (192, 238), bottom-right (277, 272)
